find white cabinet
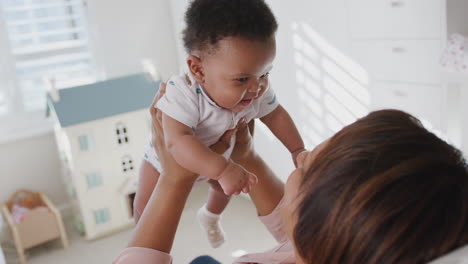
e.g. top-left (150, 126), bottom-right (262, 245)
top-left (351, 40), bottom-right (442, 84)
top-left (347, 0), bottom-right (445, 130)
top-left (371, 82), bottom-right (443, 128)
top-left (348, 0), bottom-right (443, 39)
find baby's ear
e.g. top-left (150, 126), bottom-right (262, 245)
top-left (187, 55), bottom-right (204, 83)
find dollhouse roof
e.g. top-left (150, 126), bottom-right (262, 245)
top-left (46, 73), bottom-right (160, 127)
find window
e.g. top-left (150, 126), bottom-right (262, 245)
top-left (115, 122), bottom-right (129, 145)
top-left (0, 0), bottom-right (94, 139)
top-left (93, 208), bottom-right (110, 225)
top-left (77, 134), bottom-right (90, 151)
top-left (121, 155), bottom-right (134, 172)
top-left (86, 172), bottom-right (102, 189)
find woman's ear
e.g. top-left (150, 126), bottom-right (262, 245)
top-left (187, 55), bottom-right (205, 83)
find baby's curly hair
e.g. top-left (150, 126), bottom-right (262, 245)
top-left (182, 0), bottom-right (278, 54)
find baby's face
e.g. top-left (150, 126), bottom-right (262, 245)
top-left (199, 36), bottom-right (276, 112)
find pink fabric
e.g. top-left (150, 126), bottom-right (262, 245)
top-left (234, 198), bottom-right (295, 264)
top-left (11, 204), bottom-right (49, 224)
top-left (112, 198), bottom-right (295, 264)
top-left (440, 34), bottom-right (468, 73)
top-left (257, 198), bottom-right (289, 243)
top-left (113, 247), bottom-right (172, 264)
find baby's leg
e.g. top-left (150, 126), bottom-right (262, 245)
top-left (197, 180), bottom-right (230, 248)
top-left (206, 180), bottom-right (231, 214)
top-left (133, 160), bottom-right (160, 223)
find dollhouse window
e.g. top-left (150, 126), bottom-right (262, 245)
top-left (127, 192), bottom-right (136, 218)
top-left (93, 208), bottom-right (111, 225)
top-left (86, 172), bottom-right (103, 189)
top-left (116, 123), bottom-right (129, 145)
top-left (78, 135), bottom-right (91, 151)
top-left (121, 155), bottom-right (134, 172)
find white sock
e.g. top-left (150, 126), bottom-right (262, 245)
top-left (197, 204), bottom-right (226, 248)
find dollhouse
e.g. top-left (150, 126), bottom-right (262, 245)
top-left (46, 73), bottom-right (159, 240)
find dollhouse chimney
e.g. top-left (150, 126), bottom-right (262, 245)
top-left (45, 77), bottom-right (60, 102)
top-left (141, 59), bottom-right (160, 81)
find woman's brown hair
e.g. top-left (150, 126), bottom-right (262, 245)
top-left (294, 110), bottom-right (468, 264)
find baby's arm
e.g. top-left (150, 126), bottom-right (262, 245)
top-left (260, 105), bottom-right (305, 167)
top-left (162, 113), bottom-right (257, 195)
top-left (162, 113), bottom-right (226, 178)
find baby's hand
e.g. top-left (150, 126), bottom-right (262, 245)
top-left (217, 160), bottom-right (257, 196)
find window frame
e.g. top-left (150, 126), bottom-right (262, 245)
top-left (93, 207), bottom-right (110, 225)
top-left (121, 155), bottom-right (134, 173)
top-left (77, 133), bottom-right (91, 151)
top-left (85, 171), bottom-right (103, 190)
top-left (0, 0), bottom-right (95, 144)
top-left (115, 122), bottom-right (129, 145)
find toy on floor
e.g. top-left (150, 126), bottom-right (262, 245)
top-left (1, 189), bottom-right (68, 264)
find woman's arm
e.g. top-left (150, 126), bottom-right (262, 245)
top-left (231, 120), bottom-right (285, 217)
top-left (128, 169), bottom-right (195, 252)
top-left (127, 83), bottom-right (197, 253)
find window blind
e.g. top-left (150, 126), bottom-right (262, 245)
top-left (1, 0), bottom-right (94, 112)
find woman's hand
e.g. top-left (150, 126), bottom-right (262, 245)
top-left (229, 118), bottom-right (284, 217)
top-left (230, 118), bottom-right (256, 165)
top-left (210, 127), bottom-right (237, 155)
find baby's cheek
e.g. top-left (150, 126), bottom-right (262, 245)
top-left (215, 93), bottom-right (234, 107)
top-left (226, 95), bottom-right (244, 108)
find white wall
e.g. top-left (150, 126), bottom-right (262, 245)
top-left (86, 0), bottom-right (179, 80)
top-left (258, 0), bottom-right (359, 180)
top-left (0, 134), bottom-right (66, 203)
top-left (168, 0), bottom-right (191, 69)
top-left (0, 0), bottom-right (178, 207)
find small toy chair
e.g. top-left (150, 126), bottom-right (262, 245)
top-left (1, 190), bottom-right (68, 264)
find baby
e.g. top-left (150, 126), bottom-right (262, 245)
top-left (135, 0), bottom-right (305, 248)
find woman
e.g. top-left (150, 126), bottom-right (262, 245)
top-left (114, 84), bottom-right (468, 263)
